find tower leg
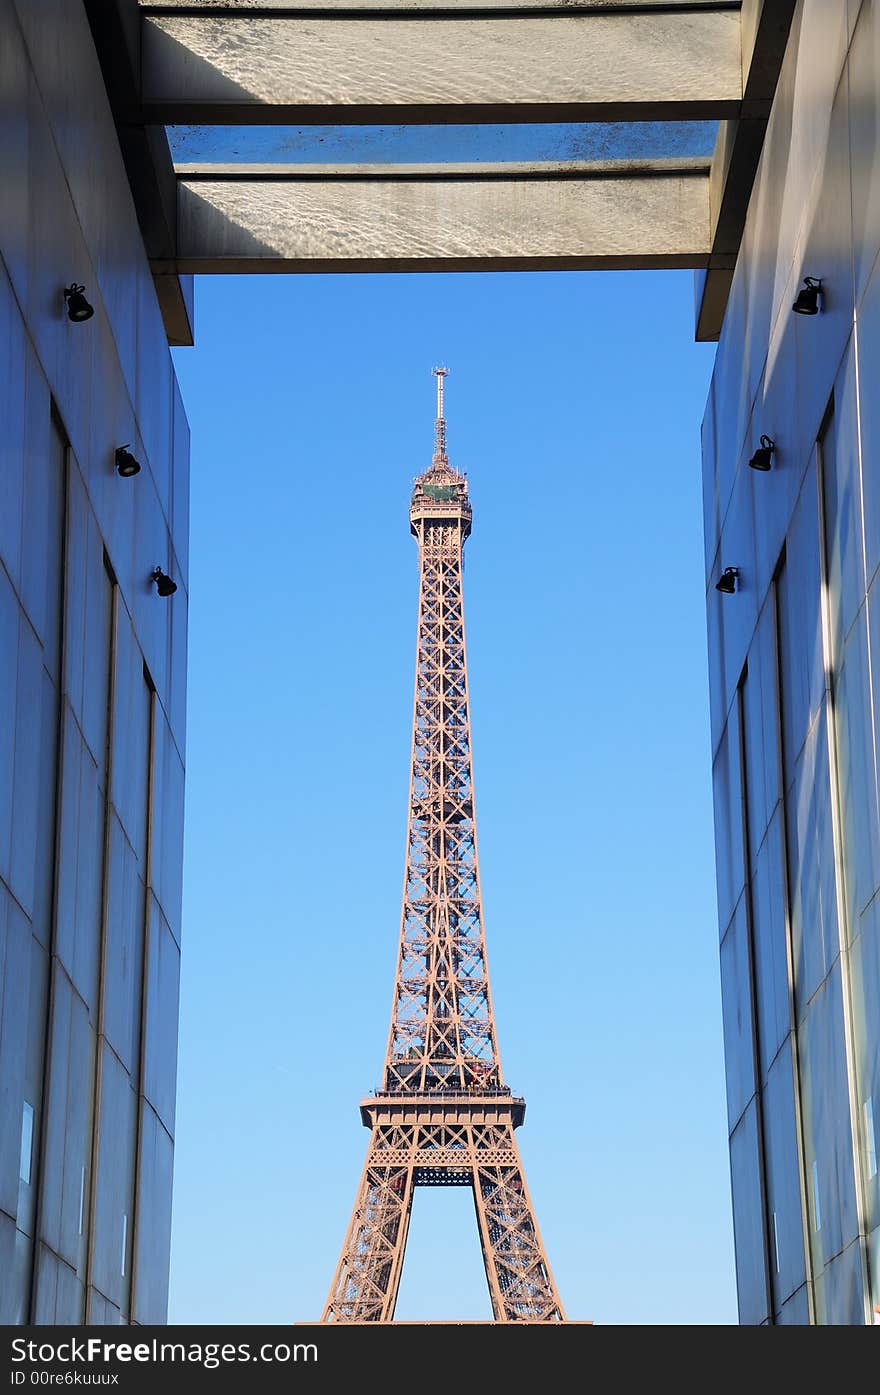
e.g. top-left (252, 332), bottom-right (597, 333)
top-left (471, 1126), bottom-right (565, 1323)
top-left (322, 1134), bottom-right (414, 1323)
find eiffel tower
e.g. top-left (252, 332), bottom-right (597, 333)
top-left (323, 370), bottom-right (565, 1324)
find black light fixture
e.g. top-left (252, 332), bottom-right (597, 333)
top-left (151, 567), bottom-right (177, 598)
top-left (748, 434), bottom-right (776, 472)
top-left (115, 445), bottom-right (141, 478)
top-left (716, 567), bottom-right (740, 595)
top-left (63, 283), bottom-right (94, 322)
top-left (792, 276), bottom-right (822, 315)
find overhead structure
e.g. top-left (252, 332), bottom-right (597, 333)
top-left (138, 5), bottom-right (742, 125)
top-left (171, 160), bottom-right (712, 275)
top-left (87, 1), bottom-right (796, 341)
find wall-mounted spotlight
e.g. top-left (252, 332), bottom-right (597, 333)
top-left (115, 445), bottom-right (142, 478)
top-left (151, 567), bottom-right (177, 597)
top-left (792, 277), bottom-right (822, 315)
top-left (63, 284), bottom-right (94, 322)
top-left (715, 567), bottom-right (740, 595)
top-left (748, 435), bottom-right (775, 472)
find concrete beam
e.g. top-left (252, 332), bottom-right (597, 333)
top-left (84, 0), bottom-right (194, 344)
top-left (695, 0), bottom-right (797, 339)
top-left (139, 2), bottom-right (737, 12)
top-left (162, 161), bottom-right (711, 273)
top-left (140, 9), bottom-right (742, 125)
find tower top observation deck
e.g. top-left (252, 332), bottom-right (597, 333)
top-left (410, 367), bottom-right (472, 539)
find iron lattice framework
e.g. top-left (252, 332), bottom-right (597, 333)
top-left (323, 371), bottom-right (564, 1324)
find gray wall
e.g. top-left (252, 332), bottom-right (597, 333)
top-left (704, 0), bottom-right (880, 1324)
top-left (0, 1), bottom-right (188, 1323)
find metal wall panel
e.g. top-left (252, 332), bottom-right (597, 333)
top-left (729, 1100), bottom-right (771, 1325)
top-left (0, 0), bottom-right (189, 1324)
top-left (762, 1038), bottom-right (807, 1309)
top-left (705, 0), bottom-right (880, 1323)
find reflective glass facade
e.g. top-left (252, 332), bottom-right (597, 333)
top-left (705, 0), bottom-right (880, 1326)
top-left (0, 1), bottom-right (187, 1322)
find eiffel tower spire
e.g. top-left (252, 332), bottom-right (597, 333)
top-left (433, 365), bottom-right (448, 464)
top-left (322, 371), bottom-right (564, 1324)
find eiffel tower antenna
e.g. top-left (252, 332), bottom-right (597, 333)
top-left (322, 371), bottom-right (565, 1324)
top-left (433, 365), bottom-right (448, 464)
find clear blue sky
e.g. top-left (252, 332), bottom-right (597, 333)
top-left (167, 267), bottom-right (736, 1326)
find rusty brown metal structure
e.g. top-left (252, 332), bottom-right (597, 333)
top-left (323, 370), bottom-right (564, 1324)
